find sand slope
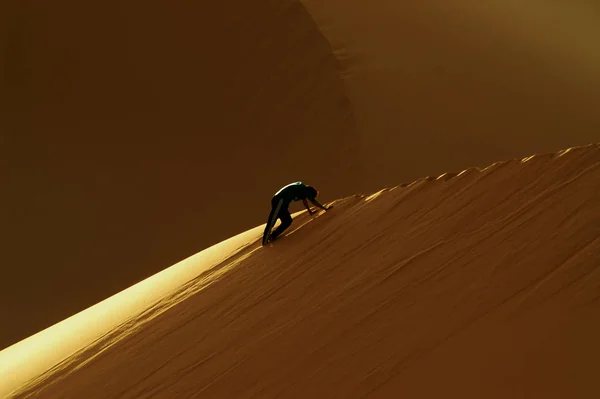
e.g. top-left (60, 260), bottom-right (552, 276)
top-left (5, 143), bottom-right (600, 398)
top-left (1, 0), bottom-right (359, 348)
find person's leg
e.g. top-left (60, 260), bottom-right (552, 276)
top-left (270, 208), bottom-right (293, 240)
top-left (262, 197), bottom-right (284, 245)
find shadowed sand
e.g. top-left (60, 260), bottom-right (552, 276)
top-left (1, 0), bottom-right (359, 348)
top-left (3, 143), bottom-right (600, 398)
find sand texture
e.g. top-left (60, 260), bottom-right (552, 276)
top-left (3, 143), bottom-right (600, 398)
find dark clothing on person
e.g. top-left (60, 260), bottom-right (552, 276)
top-left (273, 181), bottom-right (316, 204)
top-left (264, 196), bottom-right (293, 242)
top-left (262, 181), bottom-right (318, 245)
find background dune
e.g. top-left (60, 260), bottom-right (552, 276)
top-left (3, 0), bottom-right (600, 363)
top-left (1, 0), bottom-right (359, 348)
top-left (303, 0), bottom-right (600, 188)
top-left (4, 143), bottom-right (600, 398)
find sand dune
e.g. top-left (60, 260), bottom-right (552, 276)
top-left (4, 0), bottom-right (600, 384)
top-left (3, 143), bottom-right (600, 398)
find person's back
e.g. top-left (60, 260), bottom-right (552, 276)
top-left (273, 181), bottom-right (309, 203)
top-left (262, 181), bottom-right (331, 245)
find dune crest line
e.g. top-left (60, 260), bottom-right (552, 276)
top-left (5, 142), bottom-right (600, 398)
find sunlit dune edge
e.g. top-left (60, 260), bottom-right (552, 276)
top-left (0, 225), bottom-right (264, 397)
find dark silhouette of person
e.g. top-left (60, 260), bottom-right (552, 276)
top-left (262, 181), bottom-right (332, 245)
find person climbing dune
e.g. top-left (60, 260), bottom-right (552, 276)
top-left (262, 181), bottom-right (332, 246)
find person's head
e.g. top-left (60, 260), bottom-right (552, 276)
top-left (306, 185), bottom-right (318, 199)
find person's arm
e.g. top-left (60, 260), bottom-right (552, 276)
top-left (302, 198), bottom-right (316, 215)
top-left (309, 198), bottom-right (333, 211)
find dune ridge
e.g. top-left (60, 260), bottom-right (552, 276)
top-left (4, 142), bottom-right (600, 398)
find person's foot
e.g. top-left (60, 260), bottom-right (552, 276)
top-left (262, 234), bottom-right (270, 246)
